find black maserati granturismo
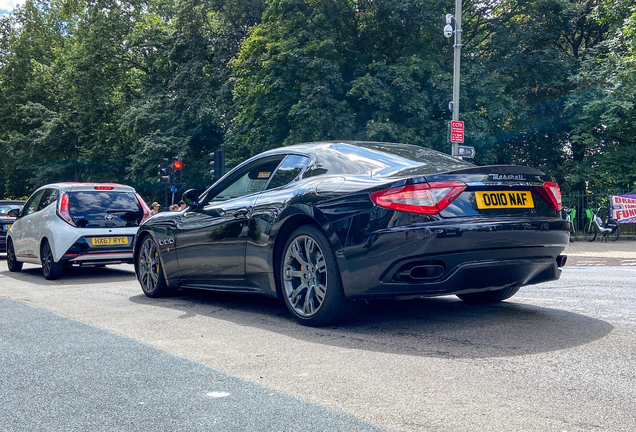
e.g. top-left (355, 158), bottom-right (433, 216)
top-left (134, 141), bottom-right (569, 326)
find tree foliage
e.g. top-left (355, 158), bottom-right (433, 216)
top-left (1, 0), bottom-right (635, 201)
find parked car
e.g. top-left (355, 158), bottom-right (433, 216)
top-left (0, 200), bottom-right (26, 253)
top-left (6, 183), bottom-right (150, 280)
top-left (133, 141), bottom-right (569, 326)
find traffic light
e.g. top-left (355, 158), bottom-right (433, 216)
top-left (172, 157), bottom-right (183, 185)
top-left (157, 158), bottom-right (171, 183)
top-left (209, 145), bottom-right (225, 179)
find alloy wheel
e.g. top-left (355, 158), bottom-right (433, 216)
top-left (282, 234), bottom-right (328, 318)
top-left (42, 242), bottom-right (52, 275)
top-left (6, 240), bottom-right (22, 272)
top-left (138, 237), bottom-right (161, 293)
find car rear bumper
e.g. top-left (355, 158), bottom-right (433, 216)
top-left (344, 249), bottom-right (562, 298)
top-left (61, 236), bottom-right (135, 265)
top-left (339, 217), bottom-right (568, 298)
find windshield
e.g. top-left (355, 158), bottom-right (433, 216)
top-left (68, 191), bottom-right (142, 228)
top-left (0, 204), bottom-right (23, 215)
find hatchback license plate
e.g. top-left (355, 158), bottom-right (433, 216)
top-left (475, 191), bottom-right (534, 209)
top-left (91, 236), bottom-right (128, 246)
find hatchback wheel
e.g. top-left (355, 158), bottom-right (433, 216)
top-left (41, 240), bottom-right (63, 280)
top-left (137, 235), bottom-right (169, 297)
top-left (6, 239), bottom-right (23, 272)
top-left (280, 225), bottom-right (360, 326)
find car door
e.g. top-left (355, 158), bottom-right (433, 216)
top-left (11, 189), bottom-right (45, 259)
top-left (175, 156), bottom-right (285, 281)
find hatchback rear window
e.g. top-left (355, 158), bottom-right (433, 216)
top-left (68, 191), bottom-right (142, 228)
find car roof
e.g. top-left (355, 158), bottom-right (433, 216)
top-left (36, 182), bottom-right (136, 193)
top-left (0, 200), bottom-right (26, 204)
top-left (250, 140), bottom-right (473, 178)
top-left (256, 141), bottom-right (443, 157)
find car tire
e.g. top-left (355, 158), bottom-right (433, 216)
top-left (280, 225), bottom-right (360, 327)
top-left (456, 286), bottom-right (521, 304)
top-left (41, 240), bottom-right (63, 280)
top-left (136, 235), bottom-right (170, 298)
top-left (6, 239), bottom-right (23, 272)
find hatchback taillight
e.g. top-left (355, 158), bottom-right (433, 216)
top-left (57, 191), bottom-right (76, 226)
top-left (535, 181), bottom-right (562, 211)
top-left (370, 182), bottom-right (467, 215)
top-left (136, 193), bottom-right (151, 224)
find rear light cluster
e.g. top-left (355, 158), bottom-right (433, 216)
top-left (370, 180), bottom-right (563, 214)
top-left (58, 191), bottom-right (76, 226)
top-left (136, 193), bottom-right (151, 224)
top-left (536, 181), bottom-right (562, 211)
top-left (370, 182), bottom-right (467, 215)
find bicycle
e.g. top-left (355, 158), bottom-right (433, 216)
top-left (562, 207), bottom-right (576, 242)
top-left (583, 207), bottom-right (620, 242)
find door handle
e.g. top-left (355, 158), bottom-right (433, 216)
top-left (232, 209), bottom-right (249, 218)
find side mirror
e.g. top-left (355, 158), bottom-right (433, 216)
top-left (7, 208), bottom-right (20, 218)
top-left (182, 189), bottom-right (199, 208)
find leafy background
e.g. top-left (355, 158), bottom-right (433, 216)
top-left (1, 0), bottom-right (635, 203)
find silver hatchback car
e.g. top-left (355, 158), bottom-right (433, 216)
top-left (6, 182), bottom-right (150, 280)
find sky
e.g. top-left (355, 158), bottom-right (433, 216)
top-left (0, 0), bottom-right (24, 16)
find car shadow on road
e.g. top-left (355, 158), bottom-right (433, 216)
top-left (128, 289), bottom-right (613, 359)
top-left (0, 264), bottom-right (136, 286)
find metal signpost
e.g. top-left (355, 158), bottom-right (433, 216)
top-left (444, 0), bottom-right (473, 159)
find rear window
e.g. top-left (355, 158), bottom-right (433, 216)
top-left (303, 142), bottom-right (474, 179)
top-left (69, 191), bottom-right (142, 228)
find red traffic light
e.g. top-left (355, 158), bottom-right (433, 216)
top-left (173, 161), bottom-right (183, 169)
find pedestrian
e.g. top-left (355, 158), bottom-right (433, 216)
top-left (149, 202), bottom-right (161, 216)
top-left (179, 200), bottom-right (187, 211)
top-left (170, 204), bottom-right (179, 211)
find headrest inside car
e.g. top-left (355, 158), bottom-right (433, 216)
top-left (248, 164), bottom-right (278, 180)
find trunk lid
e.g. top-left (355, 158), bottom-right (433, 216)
top-left (422, 165), bottom-right (559, 218)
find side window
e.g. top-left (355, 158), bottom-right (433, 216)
top-left (266, 155), bottom-right (310, 190)
top-left (37, 189), bottom-right (58, 211)
top-left (21, 189), bottom-right (45, 216)
top-left (207, 157), bottom-right (285, 204)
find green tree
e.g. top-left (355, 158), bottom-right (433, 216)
top-left (566, 2), bottom-right (636, 191)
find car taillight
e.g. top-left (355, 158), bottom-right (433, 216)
top-left (136, 193), bottom-right (151, 224)
top-left (58, 192), bottom-right (76, 226)
top-left (370, 181), bottom-right (467, 215)
top-left (94, 186), bottom-right (114, 190)
top-left (535, 181), bottom-right (562, 211)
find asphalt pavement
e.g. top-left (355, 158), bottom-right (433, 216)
top-left (1, 237), bottom-right (635, 431)
top-left (0, 297), bottom-right (390, 432)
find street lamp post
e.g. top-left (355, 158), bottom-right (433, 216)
top-left (444, 0), bottom-right (463, 157)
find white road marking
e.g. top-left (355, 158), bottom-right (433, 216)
top-left (207, 391), bottom-right (230, 398)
